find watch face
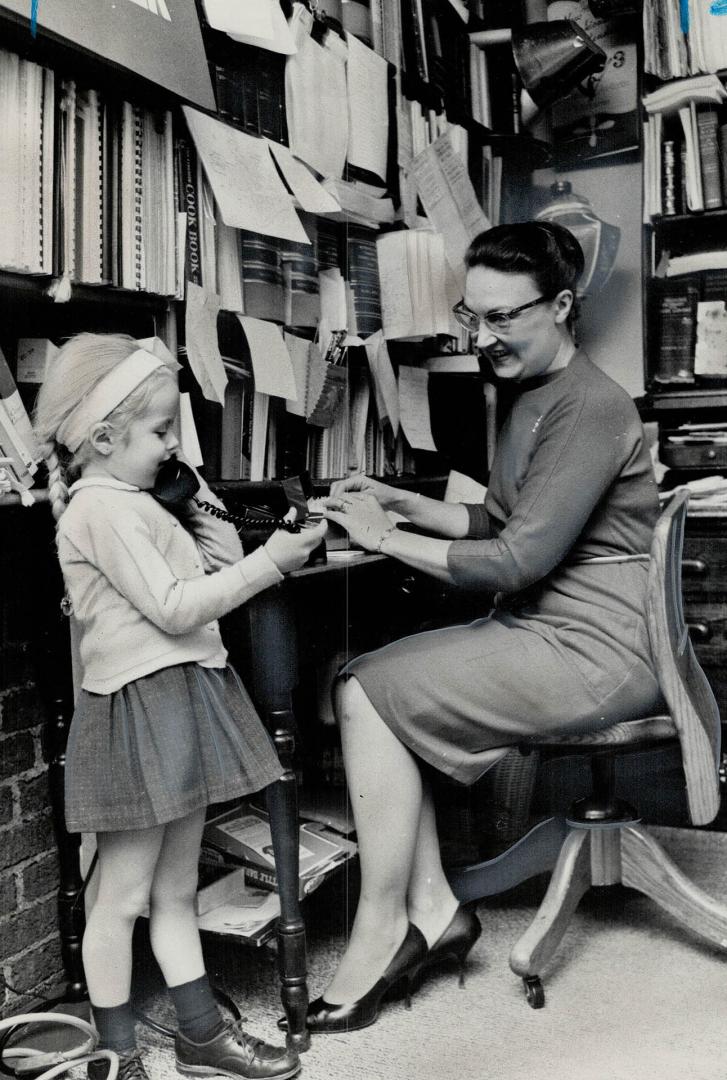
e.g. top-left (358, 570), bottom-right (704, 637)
top-left (546, 0), bottom-right (640, 169)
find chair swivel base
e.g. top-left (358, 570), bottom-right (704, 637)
top-left (509, 820), bottom-right (727, 1009)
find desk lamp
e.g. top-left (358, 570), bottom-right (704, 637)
top-left (469, 20), bottom-right (607, 127)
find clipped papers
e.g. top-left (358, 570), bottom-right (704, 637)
top-left (285, 6), bottom-right (349, 180)
top-left (236, 316), bottom-right (297, 400)
top-left (411, 132), bottom-right (490, 288)
top-left (184, 283), bottom-right (227, 405)
top-left (345, 32), bottom-right (390, 184)
top-left (182, 107), bottom-right (309, 244)
top-left (398, 366), bottom-right (436, 452)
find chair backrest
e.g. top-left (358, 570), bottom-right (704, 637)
top-left (646, 490), bottom-right (722, 825)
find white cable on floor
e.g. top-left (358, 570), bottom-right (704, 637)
top-left (0, 1012), bottom-right (119, 1080)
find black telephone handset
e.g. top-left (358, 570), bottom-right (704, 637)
top-left (152, 457), bottom-right (301, 533)
top-left (153, 457), bottom-right (201, 505)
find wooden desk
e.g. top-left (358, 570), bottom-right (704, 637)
top-left (222, 551), bottom-right (484, 1051)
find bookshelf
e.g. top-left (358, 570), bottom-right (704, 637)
top-left (639, 9), bottom-right (727, 762)
top-left (0, 0), bottom-right (551, 499)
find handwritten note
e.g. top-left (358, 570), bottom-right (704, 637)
top-left (185, 283), bottom-right (227, 405)
top-left (398, 366), bottom-right (437, 452)
top-left (236, 316), bottom-right (297, 400)
top-left (182, 107), bottom-right (309, 244)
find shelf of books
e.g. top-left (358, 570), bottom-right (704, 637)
top-left (0, 0), bottom-right (543, 506)
top-left (641, 8), bottom-right (727, 400)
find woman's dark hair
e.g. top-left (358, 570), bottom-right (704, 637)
top-left (464, 221), bottom-right (585, 309)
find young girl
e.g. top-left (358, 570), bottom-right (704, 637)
top-left (34, 333), bottom-right (326, 1080)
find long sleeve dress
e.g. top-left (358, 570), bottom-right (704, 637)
top-left (345, 351), bottom-right (664, 785)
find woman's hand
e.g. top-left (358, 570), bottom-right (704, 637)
top-left (264, 519), bottom-right (328, 574)
top-left (328, 473), bottom-right (400, 510)
top-left (324, 492), bottom-right (394, 552)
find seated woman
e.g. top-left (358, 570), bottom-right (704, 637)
top-left (304, 220), bottom-right (662, 1033)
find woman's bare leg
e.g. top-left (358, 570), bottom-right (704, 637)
top-left (406, 782), bottom-right (459, 943)
top-left (324, 677), bottom-right (458, 1004)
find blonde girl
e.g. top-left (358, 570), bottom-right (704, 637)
top-left (34, 333), bottom-right (326, 1080)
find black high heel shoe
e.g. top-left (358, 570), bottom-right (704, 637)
top-left (277, 923), bottom-right (427, 1035)
top-left (416, 906), bottom-right (482, 988)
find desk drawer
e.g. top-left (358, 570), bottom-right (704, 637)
top-left (682, 535), bottom-right (727, 597)
top-left (684, 600), bottom-right (727, 657)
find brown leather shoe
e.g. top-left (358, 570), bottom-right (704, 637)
top-left (88, 1050), bottom-right (148, 1080)
top-left (175, 1021), bottom-right (300, 1080)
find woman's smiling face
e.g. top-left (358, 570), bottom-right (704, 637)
top-left (463, 265), bottom-right (573, 382)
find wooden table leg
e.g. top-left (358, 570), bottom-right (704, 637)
top-left (245, 588), bottom-right (309, 1051)
top-left (266, 720), bottom-right (310, 1053)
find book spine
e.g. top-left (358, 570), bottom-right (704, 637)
top-left (132, 104), bottom-right (144, 291)
top-left (176, 135), bottom-right (202, 287)
top-left (718, 123), bottom-right (727, 207)
top-left (653, 277), bottom-right (700, 384)
top-left (661, 139), bottom-right (677, 216)
top-left (696, 109), bottom-right (723, 210)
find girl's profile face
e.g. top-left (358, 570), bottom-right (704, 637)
top-left (105, 380), bottom-right (180, 490)
top-left (464, 265), bottom-right (572, 382)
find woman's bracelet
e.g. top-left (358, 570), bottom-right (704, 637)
top-left (375, 525), bottom-right (397, 553)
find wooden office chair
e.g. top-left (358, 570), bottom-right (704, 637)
top-left (448, 490), bottom-right (727, 1008)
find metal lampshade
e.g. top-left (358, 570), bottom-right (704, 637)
top-left (512, 20), bottom-right (606, 110)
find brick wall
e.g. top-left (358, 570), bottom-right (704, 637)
top-left (0, 504), bottom-right (70, 1017)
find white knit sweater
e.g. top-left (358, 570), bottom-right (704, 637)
top-left (57, 475), bottom-right (283, 694)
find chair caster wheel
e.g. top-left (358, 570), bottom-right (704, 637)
top-left (523, 976), bottom-right (545, 1009)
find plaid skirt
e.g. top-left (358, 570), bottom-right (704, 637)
top-left (65, 663), bottom-right (283, 833)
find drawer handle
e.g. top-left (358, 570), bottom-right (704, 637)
top-left (687, 621), bottom-right (712, 643)
top-left (682, 558), bottom-right (708, 576)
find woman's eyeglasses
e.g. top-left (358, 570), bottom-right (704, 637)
top-left (452, 295), bottom-right (550, 335)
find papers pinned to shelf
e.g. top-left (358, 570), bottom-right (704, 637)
top-left (410, 133), bottom-right (491, 290)
top-left (267, 143), bottom-right (341, 216)
top-left (363, 330), bottom-right (399, 436)
top-left (236, 315), bottom-right (297, 400)
top-left (345, 32), bottom-right (390, 185)
top-left (201, 0), bottom-right (297, 54)
top-left (182, 107), bottom-right (309, 244)
top-left (285, 6), bottom-right (349, 181)
top-left (178, 393), bottom-right (204, 467)
top-left (398, 365), bottom-right (437, 452)
top-left (184, 283), bottom-right (227, 405)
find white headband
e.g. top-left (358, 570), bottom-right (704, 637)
top-left (57, 349), bottom-right (169, 452)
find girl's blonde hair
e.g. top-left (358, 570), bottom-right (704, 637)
top-left (33, 332), bottom-right (176, 522)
